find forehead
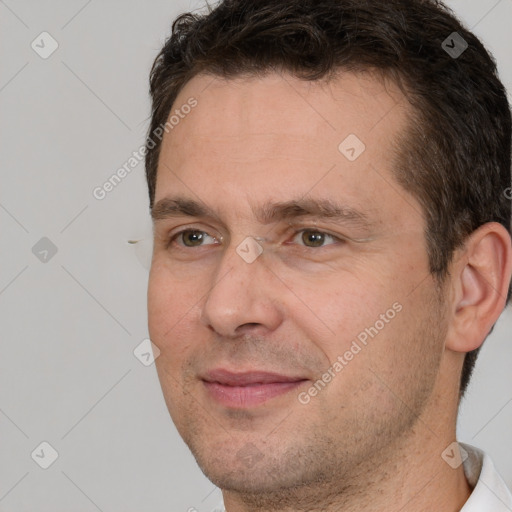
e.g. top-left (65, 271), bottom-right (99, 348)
top-left (166, 70), bottom-right (406, 145)
top-left (154, 71), bottom-right (417, 227)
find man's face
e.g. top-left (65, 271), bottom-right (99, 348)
top-left (148, 72), bottom-right (448, 497)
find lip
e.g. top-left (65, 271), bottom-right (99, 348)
top-left (202, 369), bottom-right (308, 408)
top-left (204, 369), bottom-right (307, 386)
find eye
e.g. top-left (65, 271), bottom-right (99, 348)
top-left (291, 230), bottom-right (339, 248)
top-left (171, 229), bottom-right (219, 247)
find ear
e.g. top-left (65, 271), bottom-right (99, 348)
top-left (446, 222), bottom-right (512, 353)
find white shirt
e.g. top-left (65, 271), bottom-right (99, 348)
top-left (460, 442), bottom-right (512, 511)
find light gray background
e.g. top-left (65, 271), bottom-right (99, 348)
top-left (0, 1), bottom-right (511, 511)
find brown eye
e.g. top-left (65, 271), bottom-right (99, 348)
top-left (182, 231), bottom-right (204, 246)
top-left (176, 230), bottom-right (217, 247)
top-left (301, 230), bottom-right (329, 247)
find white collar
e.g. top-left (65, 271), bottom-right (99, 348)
top-left (459, 442), bottom-right (512, 511)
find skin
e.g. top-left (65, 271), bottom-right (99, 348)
top-left (147, 71), bottom-right (512, 512)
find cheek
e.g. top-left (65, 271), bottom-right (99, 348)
top-left (147, 268), bottom-right (169, 341)
top-left (148, 254), bottom-right (203, 307)
top-left (361, 285), bottom-right (446, 397)
top-left (147, 262), bottom-right (200, 351)
top-left (287, 260), bottom-right (431, 380)
top-left (149, 267), bottom-right (199, 410)
top-left (287, 272), bottom-right (396, 356)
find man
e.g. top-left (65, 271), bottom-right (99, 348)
top-left (144, 0), bottom-right (512, 510)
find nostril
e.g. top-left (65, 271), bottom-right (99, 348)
top-left (235, 322), bottom-right (264, 335)
top-left (238, 322), bottom-right (262, 330)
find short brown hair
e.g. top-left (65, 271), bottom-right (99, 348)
top-left (145, 0), bottom-right (512, 397)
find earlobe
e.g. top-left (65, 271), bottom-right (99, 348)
top-left (446, 223), bottom-right (512, 353)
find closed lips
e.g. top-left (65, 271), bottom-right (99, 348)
top-left (203, 369), bottom-right (308, 386)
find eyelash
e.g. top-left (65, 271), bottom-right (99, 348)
top-left (167, 228), bottom-right (343, 249)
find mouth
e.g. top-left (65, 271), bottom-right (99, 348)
top-left (202, 369), bottom-right (309, 408)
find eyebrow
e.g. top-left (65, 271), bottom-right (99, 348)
top-left (151, 196), bottom-right (373, 230)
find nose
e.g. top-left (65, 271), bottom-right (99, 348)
top-left (200, 241), bottom-right (284, 338)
